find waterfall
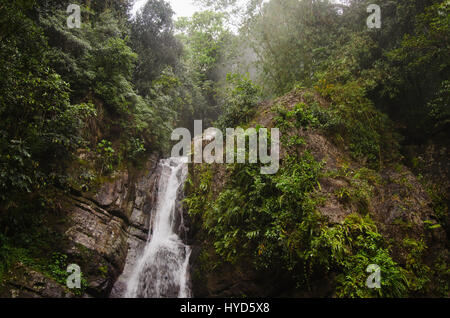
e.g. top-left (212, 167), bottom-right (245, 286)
top-left (125, 157), bottom-right (191, 298)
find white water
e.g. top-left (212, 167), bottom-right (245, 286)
top-left (125, 157), bottom-right (191, 298)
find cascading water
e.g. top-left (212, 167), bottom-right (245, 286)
top-left (125, 157), bottom-right (191, 298)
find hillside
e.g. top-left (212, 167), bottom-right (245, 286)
top-left (186, 88), bottom-right (449, 297)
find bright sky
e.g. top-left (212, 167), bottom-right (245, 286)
top-left (132, 0), bottom-right (199, 18)
top-left (131, 0), bottom-right (346, 19)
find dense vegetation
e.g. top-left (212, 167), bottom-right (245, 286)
top-left (185, 0), bottom-right (449, 297)
top-left (0, 0), bottom-right (182, 286)
top-left (186, 88), bottom-right (447, 297)
top-left (0, 0), bottom-right (448, 297)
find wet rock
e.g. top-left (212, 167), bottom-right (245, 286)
top-left (109, 160), bottom-right (162, 298)
top-left (0, 157), bottom-right (161, 299)
top-left (3, 263), bottom-right (74, 298)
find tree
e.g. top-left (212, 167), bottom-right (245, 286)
top-left (0, 1), bottom-right (92, 199)
top-left (176, 10), bottom-right (236, 126)
top-left (243, 0), bottom-right (342, 95)
top-left (130, 0), bottom-right (182, 97)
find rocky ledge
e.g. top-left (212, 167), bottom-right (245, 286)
top-left (1, 155), bottom-right (161, 298)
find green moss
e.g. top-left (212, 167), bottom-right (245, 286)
top-left (426, 186), bottom-right (448, 230)
top-left (98, 265), bottom-right (108, 278)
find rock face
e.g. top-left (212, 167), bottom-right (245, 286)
top-left (0, 155), bottom-right (162, 298)
top-left (4, 263), bottom-right (74, 298)
top-left (109, 163), bottom-right (164, 298)
top-left (63, 156), bottom-right (162, 297)
top-left (0, 155), bottom-right (164, 298)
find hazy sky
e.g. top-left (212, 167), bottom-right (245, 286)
top-left (132, 0), bottom-right (199, 18)
top-left (131, 0), bottom-right (345, 19)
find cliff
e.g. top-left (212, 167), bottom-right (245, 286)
top-left (0, 155), bottom-right (161, 298)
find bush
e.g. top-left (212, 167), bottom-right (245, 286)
top-left (217, 74), bottom-right (261, 130)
